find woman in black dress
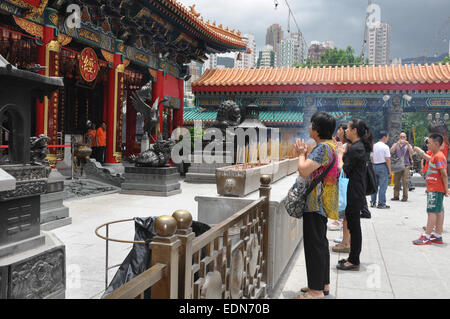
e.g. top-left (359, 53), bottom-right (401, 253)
top-left (337, 119), bottom-right (373, 271)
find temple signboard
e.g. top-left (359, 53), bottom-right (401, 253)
top-left (429, 98), bottom-right (450, 106)
top-left (79, 47), bottom-right (99, 83)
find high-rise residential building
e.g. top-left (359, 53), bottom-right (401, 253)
top-left (308, 41), bottom-right (326, 62)
top-left (203, 53), bottom-right (218, 72)
top-left (184, 61), bottom-right (203, 94)
top-left (266, 24), bottom-right (284, 66)
top-left (280, 38), bottom-right (296, 67)
top-left (368, 22), bottom-right (391, 65)
top-left (280, 33), bottom-right (305, 67)
top-left (257, 45), bottom-right (275, 68)
top-left (235, 33), bottom-right (256, 68)
top-left (307, 40), bottom-right (335, 62)
top-left (291, 32), bottom-right (306, 64)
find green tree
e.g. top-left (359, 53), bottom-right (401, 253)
top-left (401, 113), bottom-right (430, 147)
top-left (297, 46), bottom-right (367, 68)
top-left (442, 55), bottom-right (450, 63)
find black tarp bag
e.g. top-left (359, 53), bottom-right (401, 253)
top-left (102, 217), bottom-right (210, 298)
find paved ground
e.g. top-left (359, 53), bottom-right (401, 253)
top-left (272, 186), bottom-right (450, 299)
top-left (50, 179), bottom-right (450, 299)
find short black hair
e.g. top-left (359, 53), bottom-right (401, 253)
top-left (378, 130), bottom-right (388, 140)
top-left (429, 133), bottom-right (444, 146)
top-left (311, 112), bottom-right (336, 140)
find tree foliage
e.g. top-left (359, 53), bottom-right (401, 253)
top-left (442, 55), bottom-right (450, 63)
top-left (294, 46), bottom-right (367, 68)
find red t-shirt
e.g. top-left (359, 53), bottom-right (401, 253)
top-left (425, 151), bottom-right (447, 193)
top-left (96, 127), bottom-right (106, 146)
top-left (424, 142), bottom-right (448, 173)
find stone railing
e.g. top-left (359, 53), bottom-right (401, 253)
top-left (105, 175), bottom-right (271, 299)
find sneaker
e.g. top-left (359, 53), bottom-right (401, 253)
top-left (413, 235), bottom-right (431, 245)
top-left (377, 204), bottom-right (390, 209)
top-left (430, 234), bottom-right (444, 244)
top-left (334, 237), bottom-right (343, 243)
top-left (370, 202), bottom-right (376, 208)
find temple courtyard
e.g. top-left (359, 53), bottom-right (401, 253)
top-left (51, 176), bottom-right (450, 299)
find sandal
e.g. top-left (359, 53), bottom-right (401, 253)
top-left (300, 287), bottom-right (329, 296)
top-left (332, 244), bottom-right (350, 253)
top-left (336, 262), bottom-right (360, 271)
top-left (294, 291), bottom-right (324, 299)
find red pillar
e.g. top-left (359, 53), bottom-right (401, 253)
top-left (125, 89), bottom-right (137, 157)
top-left (151, 70), bottom-right (165, 141)
top-left (174, 78), bottom-right (185, 128)
top-left (36, 26), bottom-right (56, 136)
top-left (106, 53), bottom-right (123, 164)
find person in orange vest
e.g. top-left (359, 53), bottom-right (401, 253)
top-left (96, 121), bottom-right (107, 164)
top-left (85, 122), bottom-right (97, 160)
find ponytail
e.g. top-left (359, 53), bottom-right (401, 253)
top-left (349, 119), bottom-right (373, 152)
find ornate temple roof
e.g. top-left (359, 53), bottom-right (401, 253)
top-left (162, 0), bottom-right (246, 50)
top-left (192, 63), bottom-right (450, 92)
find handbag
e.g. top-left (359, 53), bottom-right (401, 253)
top-left (284, 153), bottom-right (336, 219)
top-left (365, 160), bottom-right (377, 196)
top-left (338, 169), bottom-right (349, 211)
top-left (391, 144), bottom-right (407, 173)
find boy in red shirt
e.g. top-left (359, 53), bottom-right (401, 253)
top-left (413, 133), bottom-right (449, 245)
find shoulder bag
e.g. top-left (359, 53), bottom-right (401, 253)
top-left (284, 153), bottom-right (336, 219)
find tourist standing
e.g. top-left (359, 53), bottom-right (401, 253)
top-left (337, 119), bottom-right (373, 271)
top-left (332, 124), bottom-right (351, 254)
top-left (86, 122), bottom-right (97, 160)
top-left (294, 112), bottom-right (339, 299)
top-left (370, 131), bottom-right (391, 209)
top-left (96, 121), bottom-right (107, 164)
top-left (390, 132), bottom-right (413, 201)
top-left (413, 134), bottom-right (448, 245)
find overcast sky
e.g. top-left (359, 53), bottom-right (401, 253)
top-left (178, 0), bottom-right (450, 60)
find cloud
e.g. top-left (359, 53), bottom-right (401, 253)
top-left (177, 0), bottom-right (450, 60)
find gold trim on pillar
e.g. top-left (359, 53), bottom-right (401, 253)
top-left (113, 64), bottom-right (125, 154)
top-left (44, 40), bottom-right (60, 136)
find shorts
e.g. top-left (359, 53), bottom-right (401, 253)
top-left (426, 192), bottom-right (444, 213)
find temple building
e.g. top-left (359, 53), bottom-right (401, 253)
top-left (0, 0), bottom-right (246, 164)
top-left (191, 64), bottom-right (450, 144)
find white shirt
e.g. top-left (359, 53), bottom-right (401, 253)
top-left (370, 141), bottom-right (390, 164)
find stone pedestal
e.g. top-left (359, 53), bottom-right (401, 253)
top-left (121, 166), bottom-right (181, 196)
top-left (40, 169), bottom-right (71, 231)
top-left (0, 165), bottom-right (66, 299)
top-left (0, 232), bottom-right (65, 299)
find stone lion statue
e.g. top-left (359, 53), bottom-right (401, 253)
top-left (30, 134), bottom-right (50, 164)
top-left (212, 100), bottom-right (240, 133)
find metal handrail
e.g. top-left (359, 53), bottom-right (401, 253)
top-left (95, 219), bottom-right (147, 289)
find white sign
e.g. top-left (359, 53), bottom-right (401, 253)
top-left (0, 168), bottom-right (16, 192)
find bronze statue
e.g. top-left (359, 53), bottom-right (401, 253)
top-left (212, 100), bottom-right (241, 133)
top-left (30, 134), bottom-right (51, 164)
top-left (130, 134), bottom-right (174, 167)
top-left (130, 82), bottom-right (160, 142)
